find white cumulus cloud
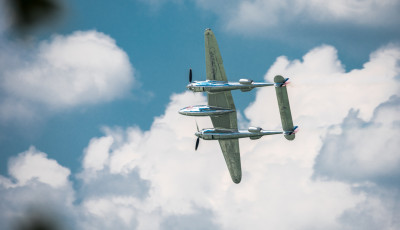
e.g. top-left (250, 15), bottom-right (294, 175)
top-left (6, 146), bottom-right (71, 188)
top-left (314, 96), bottom-right (400, 185)
top-left (246, 44), bottom-right (400, 127)
top-left (0, 30), bottom-right (135, 122)
top-left (0, 147), bottom-right (76, 230)
top-left (189, 0), bottom-right (400, 33)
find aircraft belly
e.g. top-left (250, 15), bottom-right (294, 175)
top-left (185, 111), bottom-right (232, 116)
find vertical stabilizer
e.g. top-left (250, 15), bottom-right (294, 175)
top-left (274, 75), bottom-right (295, 140)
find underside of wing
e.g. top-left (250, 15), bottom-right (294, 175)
top-left (205, 29), bottom-right (227, 81)
top-left (205, 29), bottom-right (237, 130)
top-left (205, 29), bottom-right (241, 183)
top-left (208, 92), bottom-right (237, 129)
top-left (219, 139), bottom-right (241, 183)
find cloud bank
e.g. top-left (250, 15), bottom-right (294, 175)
top-left (143, 0), bottom-right (400, 36)
top-left (0, 30), bottom-right (135, 122)
top-left (219, 0), bottom-right (400, 33)
top-left (1, 44), bottom-right (399, 229)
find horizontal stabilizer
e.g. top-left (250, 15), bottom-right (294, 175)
top-left (274, 75), bottom-right (296, 141)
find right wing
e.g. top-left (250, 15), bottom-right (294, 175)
top-left (205, 29), bottom-right (242, 183)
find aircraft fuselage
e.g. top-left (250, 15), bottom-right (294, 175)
top-left (187, 80), bottom-right (275, 93)
top-left (195, 128), bottom-right (283, 140)
top-left (179, 105), bottom-right (235, 116)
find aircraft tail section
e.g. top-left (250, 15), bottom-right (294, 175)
top-left (274, 75), bottom-right (296, 141)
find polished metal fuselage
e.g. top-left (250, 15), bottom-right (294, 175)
top-left (195, 128), bottom-right (283, 140)
top-left (186, 80), bottom-right (275, 93)
top-left (179, 105), bottom-right (235, 116)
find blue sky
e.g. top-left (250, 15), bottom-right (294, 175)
top-left (1, 0), bottom-right (400, 229)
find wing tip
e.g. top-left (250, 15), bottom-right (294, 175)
top-left (231, 172), bottom-right (242, 184)
top-left (205, 28), bottom-right (213, 35)
top-left (232, 177), bottom-right (241, 184)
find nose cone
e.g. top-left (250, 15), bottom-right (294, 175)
top-left (186, 83), bottom-right (192, 90)
top-left (195, 131), bottom-right (201, 137)
top-left (178, 109), bottom-right (186, 115)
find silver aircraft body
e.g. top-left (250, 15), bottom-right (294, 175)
top-left (195, 127), bottom-right (298, 140)
top-left (179, 105), bottom-right (234, 116)
top-left (187, 80), bottom-right (275, 93)
top-left (179, 29), bottom-right (297, 184)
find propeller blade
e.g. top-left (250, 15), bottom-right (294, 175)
top-left (189, 68), bottom-right (192, 83)
top-left (196, 120), bottom-right (199, 132)
top-left (195, 137), bottom-right (200, 150)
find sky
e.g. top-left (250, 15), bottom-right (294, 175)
top-left (0, 0), bottom-right (400, 229)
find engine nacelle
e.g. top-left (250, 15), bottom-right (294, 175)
top-left (239, 79), bottom-right (253, 85)
top-left (248, 126), bottom-right (262, 132)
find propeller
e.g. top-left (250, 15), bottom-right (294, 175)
top-left (195, 120), bottom-right (200, 151)
top-left (195, 137), bottom-right (200, 150)
top-left (189, 68), bottom-right (193, 83)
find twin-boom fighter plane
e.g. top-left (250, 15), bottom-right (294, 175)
top-left (179, 29), bottom-right (297, 184)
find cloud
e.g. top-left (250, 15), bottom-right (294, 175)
top-left (0, 1), bottom-right (9, 35)
top-left (188, 0), bottom-right (400, 34)
top-left (1, 44), bottom-right (400, 229)
top-left (246, 44), bottom-right (400, 127)
top-left (83, 136), bottom-right (114, 173)
top-left (314, 96), bottom-right (400, 186)
top-left (0, 147), bottom-right (76, 230)
top-left (0, 30), bottom-right (135, 122)
top-left (6, 146), bottom-right (71, 188)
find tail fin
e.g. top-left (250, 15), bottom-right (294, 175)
top-left (274, 75), bottom-right (296, 141)
top-left (284, 126), bottom-right (298, 140)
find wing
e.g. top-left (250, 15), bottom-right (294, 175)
top-left (205, 28), bottom-right (227, 81)
top-left (205, 29), bottom-right (241, 183)
top-left (218, 139), bottom-right (242, 183)
top-left (205, 29), bottom-right (237, 129)
top-left (209, 92), bottom-right (241, 183)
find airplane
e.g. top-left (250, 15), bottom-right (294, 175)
top-left (179, 28), bottom-right (297, 184)
top-left (186, 63), bottom-right (289, 94)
